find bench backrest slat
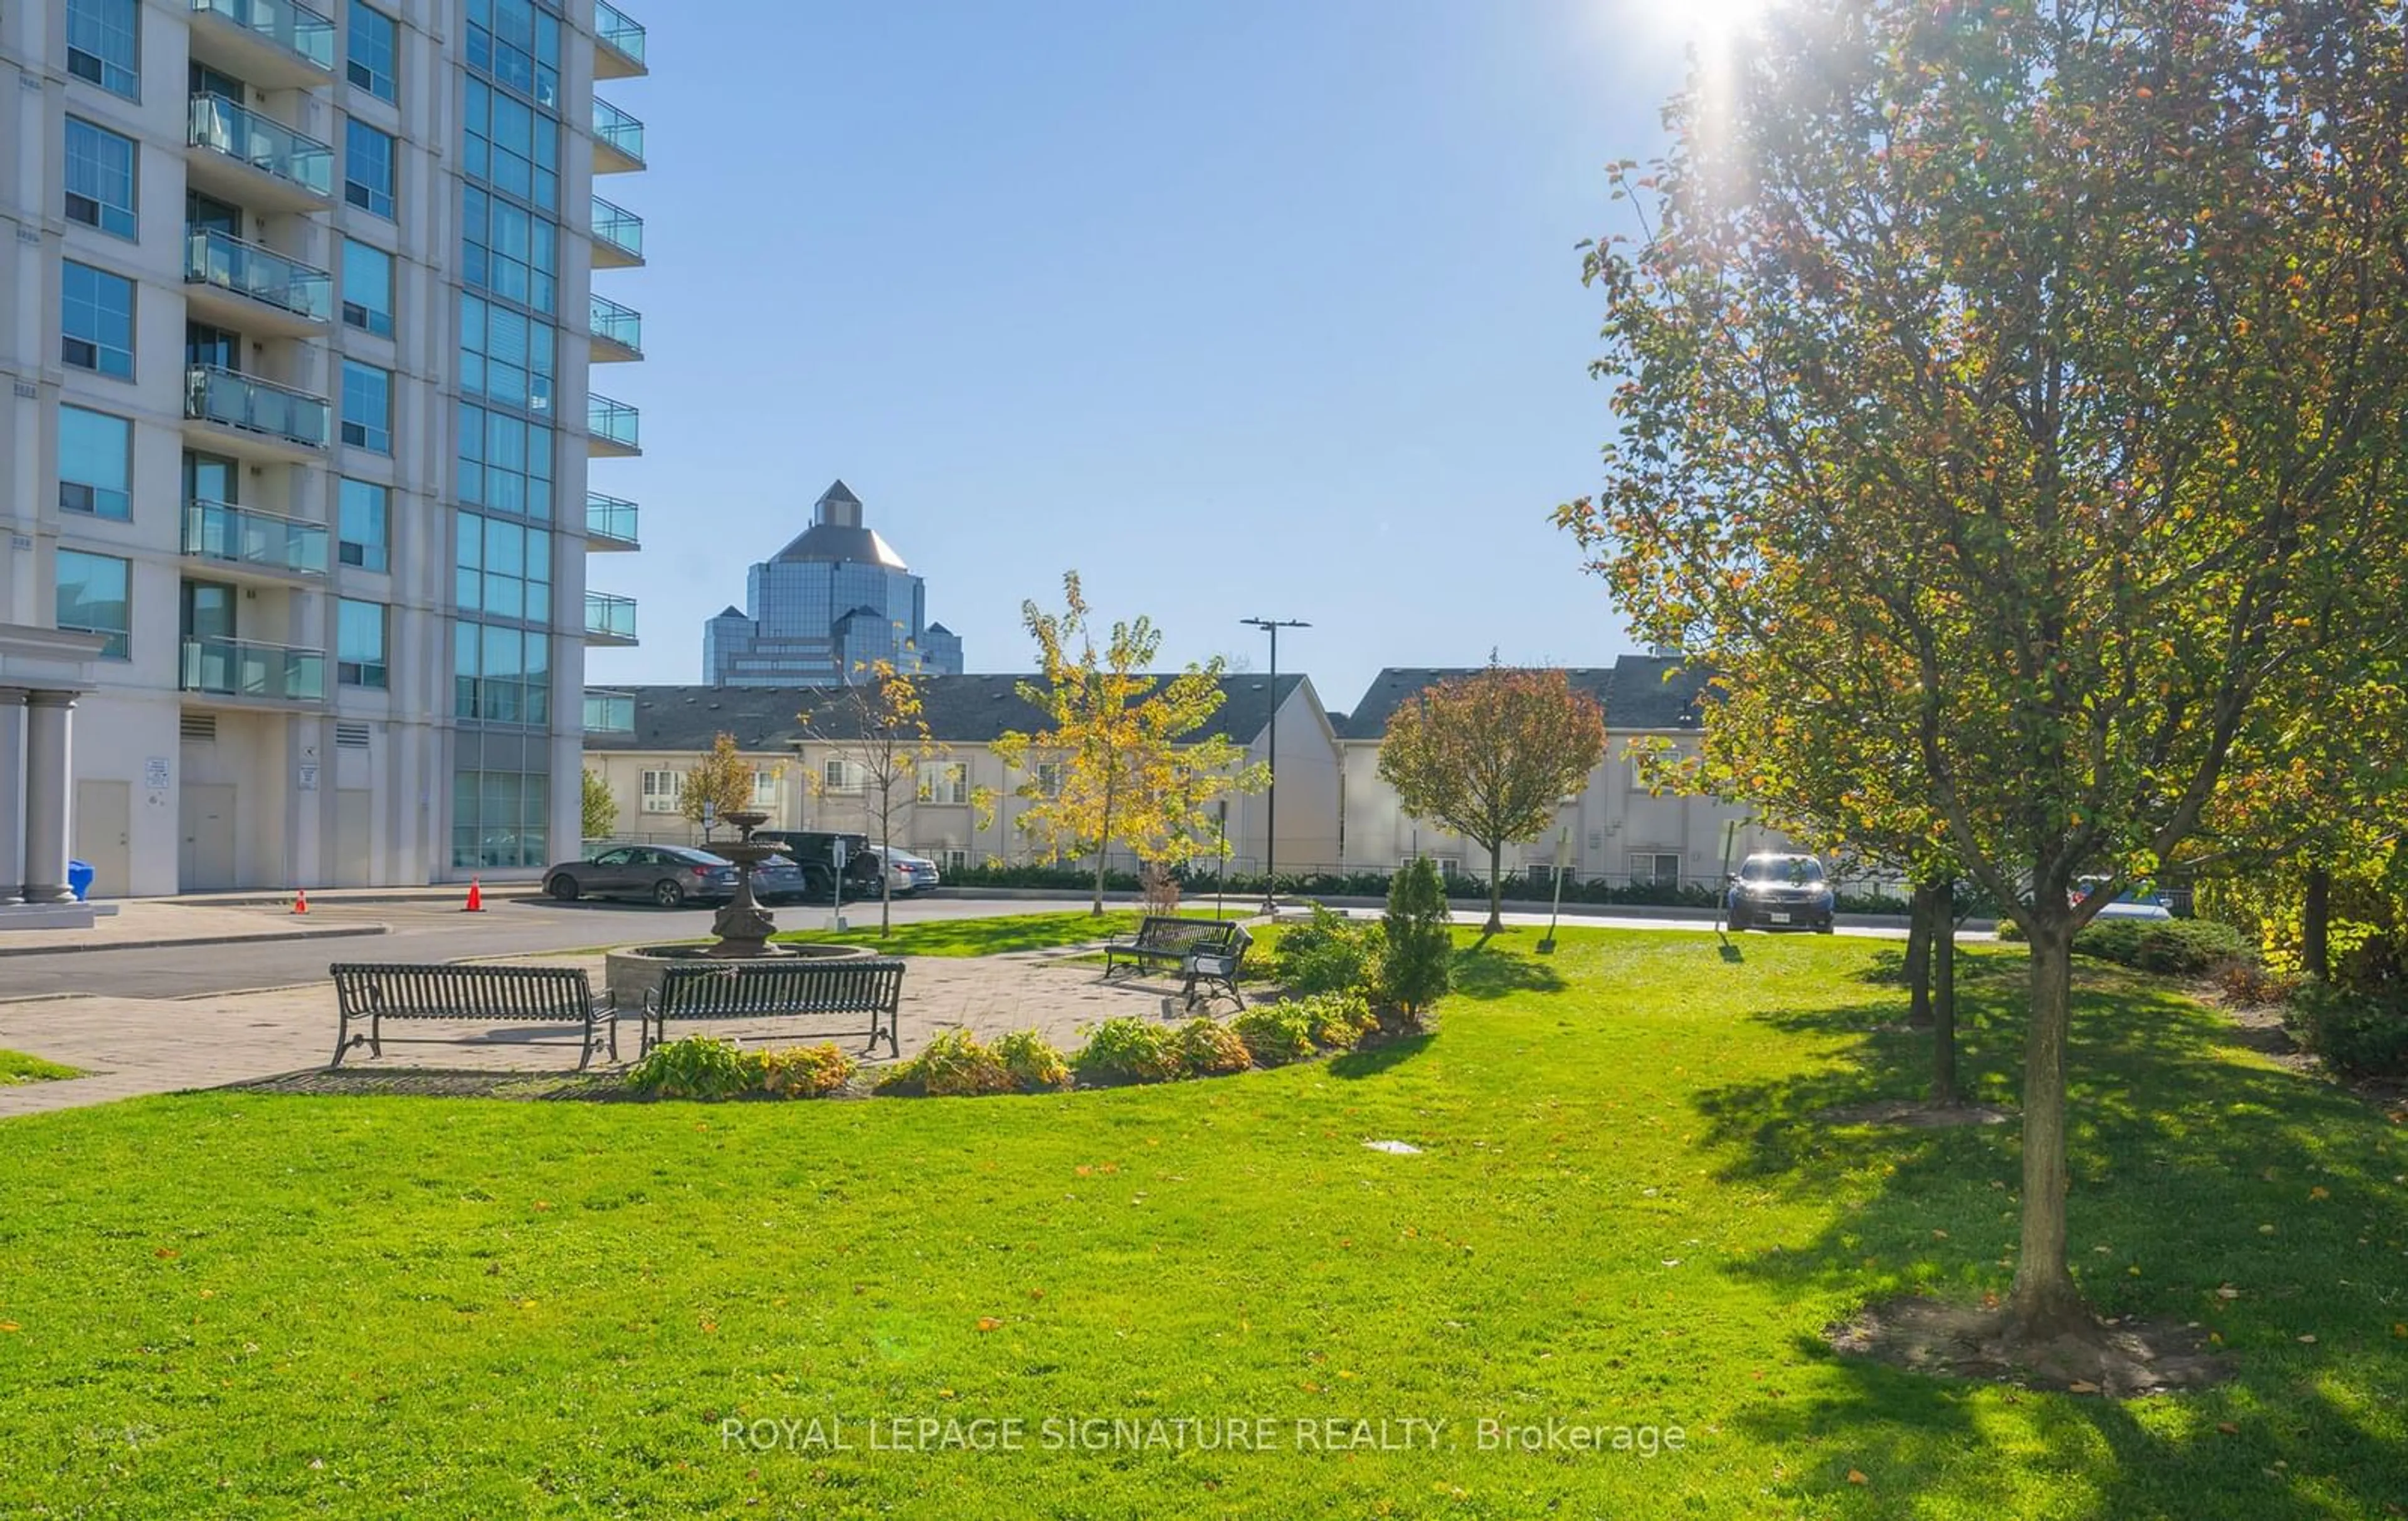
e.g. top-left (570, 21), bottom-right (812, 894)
top-left (332, 962), bottom-right (592, 1021)
top-left (654, 958), bottom-right (906, 1019)
top-left (1132, 916), bottom-right (1240, 954)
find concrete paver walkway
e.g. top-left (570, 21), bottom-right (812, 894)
top-left (0, 949), bottom-right (1222, 1118)
top-left (0, 900), bottom-right (388, 959)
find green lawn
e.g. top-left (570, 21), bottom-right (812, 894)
top-left (2, 929), bottom-right (2403, 1517)
top-left (0, 1050), bottom-right (82, 1085)
top-left (771, 908), bottom-right (1148, 957)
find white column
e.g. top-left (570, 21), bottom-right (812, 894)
top-left (0, 689), bottom-right (25, 904)
top-left (22, 690), bottom-right (76, 904)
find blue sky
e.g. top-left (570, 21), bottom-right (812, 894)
top-left (583, 0), bottom-right (1702, 717)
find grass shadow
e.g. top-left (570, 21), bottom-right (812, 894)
top-left (1449, 940), bottom-right (1567, 999)
top-left (1326, 1034), bottom-right (1435, 1080)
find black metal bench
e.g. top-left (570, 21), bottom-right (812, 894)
top-left (642, 957), bottom-right (905, 1058)
top-left (1102, 916), bottom-right (1244, 979)
top-left (1180, 925), bottom-right (1254, 1010)
top-left (329, 963), bottom-right (614, 1069)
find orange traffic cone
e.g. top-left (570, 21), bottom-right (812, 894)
top-left (292, 887), bottom-right (309, 915)
top-left (462, 877), bottom-right (485, 913)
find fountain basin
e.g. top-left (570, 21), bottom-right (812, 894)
top-left (606, 940), bottom-right (877, 1015)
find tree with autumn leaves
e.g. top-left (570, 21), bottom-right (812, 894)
top-left (1375, 665), bottom-right (1607, 935)
top-left (800, 661), bottom-right (990, 938)
top-left (1563, 0), bottom-right (2408, 1345)
top-left (996, 574), bottom-right (1267, 915)
top-left (679, 732), bottom-right (759, 837)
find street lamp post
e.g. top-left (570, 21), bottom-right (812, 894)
top-left (1240, 616), bottom-right (1308, 914)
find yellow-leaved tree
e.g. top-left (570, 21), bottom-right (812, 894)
top-left (995, 572), bottom-right (1267, 915)
top-left (679, 732), bottom-right (758, 839)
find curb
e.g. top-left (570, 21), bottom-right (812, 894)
top-left (0, 924), bottom-right (390, 959)
top-left (164, 889), bottom-right (543, 909)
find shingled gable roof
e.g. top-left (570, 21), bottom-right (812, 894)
top-left (1331, 655), bottom-right (1706, 740)
top-left (591, 674), bottom-right (1311, 753)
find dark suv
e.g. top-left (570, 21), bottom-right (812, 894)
top-left (750, 830), bottom-right (882, 902)
top-left (1724, 853), bottom-right (1837, 932)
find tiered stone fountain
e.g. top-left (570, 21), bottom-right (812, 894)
top-left (605, 809), bottom-right (871, 1011)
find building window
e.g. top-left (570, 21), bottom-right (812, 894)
top-left (63, 118), bottom-right (137, 239)
top-left (65, 0), bottom-right (139, 98)
top-left (346, 0), bottom-right (398, 101)
top-left (452, 763), bottom-right (549, 868)
top-left (1033, 762), bottom-right (1063, 797)
top-left (456, 402), bottom-right (554, 519)
top-left (453, 620), bottom-right (549, 725)
top-left (1629, 853), bottom-right (1682, 888)
top-left (640, 769), bottom-right (682, 814)
top-left (460, 185), bottom-right (557, 315)
top-left (337, 598), bottom-right (388, 688)
top-left (61, 261), bottom-right (135, 379)
top-left (463, 78), bottom-right (560, 212)
top-left (341, 238), bottom-right (394, 337)
top-left (344, 118), bottom-right (396, 218)
top-left (938, 848), bottom-right (970, 873)
top-left (822, 759), bottom-right (856, 793)
top-left (751, 771), bottom-right (779, 808)
top-left (58, 406), bottom-right (132, 520)
top-left (338, 478), bottom-right (389, 571)
top-left (55, 549), bottom-right (130, 660)
top-left (341, 360), bottom-right (392, 453)
top-left (918, 762), bottom-right (969, 805)
top-left (453, 511), bottom-right (552, 621)
top-left (465, 0), bottom-right (561, 109)
top-left (458, 293), bottom-right (556, 414)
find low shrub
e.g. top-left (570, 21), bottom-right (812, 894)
top-left (912, 1029), bottom-right (1017, 1097)
top-left (1231, 1002), bottom-right (1316, 1066)
top-left (2075, 918), bottom-right (2252, 975)
top-left (2289, 980), bottom-right (2408, 1078)
top-left (1175, 1016), bottom-right (1253, 1076)
top-left (626, 1036), bottom-right (763, 1100)
top-left (2209, 957), bottom-right (2296, 1008)
top-left (1273, 905), bottom-right (1386, 997)
top-left (758, 1043), bottom-right (856, 1098)
top-left (995, 1029), bottom-right (1071, 1092)
top-left (1072, 1017), bottom-right (1183, 1085)
top-left (1294, 991), bottom-right (1378, 1050)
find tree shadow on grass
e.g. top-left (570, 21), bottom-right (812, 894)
top-left (1327, 1034), bottom-right (1435, 1080)
top-left (1449, 940), bottom-right (1567, 999)
top-left (1689, 957), bottom-right (2408, 1518)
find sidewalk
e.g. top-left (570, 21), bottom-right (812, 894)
top-left (0, 900), bottom-right (389, 959)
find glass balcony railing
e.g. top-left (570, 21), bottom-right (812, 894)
top-left (588, 394), bottom-right (640, 451)
top-left (180, 636), bottom-right (327, 702)
top-left (185, 365), bottom-right (330, 448)
top-left (184, 227), bottom-right (331, 322)
top-left (187, 93), bottom-right (334, 197)
top-left (589, 292), bottom-right (642, 355)
top-left (591, 195), bottom-right (645, 261)
top-left (592, 97), bottom-right (646, 166)
top-left (583, 688), bottom-right (635, 734)
top-left (585, 591), bottom-right (638, 643)
top-left (181, 499), bottom-right (329, 576)
top-left (586, 491), bottom-right (640, 545)
top-left (188, 0), bottom-right (336, 72)
top-left (595, 0), bottom-right (647, 68)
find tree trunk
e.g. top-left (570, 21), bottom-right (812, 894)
top-left (1904, 882), bottom-right (1935, 1027)
top-left (2303, 864), bottom-right (2330, 981)
top-left (1092, 851), bottom-right (1107, 917)
top-left (1486, 841), bottom-right (1504, 935)
top-left (2009, 914), bottom-right (2090, 1339)
top-left (1931, 880), bottom-right (1957, 1105)
top-left (879, 803), bottom-right (894, 938)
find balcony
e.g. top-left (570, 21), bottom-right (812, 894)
top-left (585, 591), bottom-right (639, 647)
top-left (180, 636), bottom-right (327, 704)
top-left (184, 365), bottom-right (329, 458)
top-left (187, 0), bottom-right (335, 90)
top-left (585, 490), bottom-right (640, 550)
top-left (588, 292), bottom-right (642, 362)
top-left (594, 0), bottom-right (648, 78)
top-left (183, 227), bottom-right (331, 336)
top-left (186, 93), bottom-right (333, 213)
top-left (588, 394), bottom-right (641, 457)
top-left (181, 500), bottom-right (329, 581)
top-left (590, 195), bottom-right (645, 268)
top-left (592, 97), bottom-right (646, 174)
top-left (583, 688), bottom-right (635, 734)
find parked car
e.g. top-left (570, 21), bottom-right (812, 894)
top-left (750, 830), bottom-right (882, 901)
top-left (864, 845), bottom-right (943, 896)
top-left (2073, 876), bottom-right (2174, 922)
top-left (1724, 853), bottom-right (1837, 932)
top-left (747, 853), bottom-right (811, 904)
top-left (544, 845), bottom-right (738, 907)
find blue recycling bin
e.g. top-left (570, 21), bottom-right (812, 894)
top-left (68, 860), bottom-right (94, 902)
